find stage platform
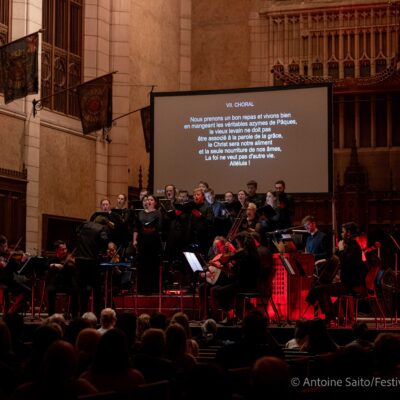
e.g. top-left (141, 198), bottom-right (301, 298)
top-left (15, 293), bottom-right (400, 346)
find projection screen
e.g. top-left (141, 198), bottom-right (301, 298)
top-left (151, 84), bottom-right (332, 196)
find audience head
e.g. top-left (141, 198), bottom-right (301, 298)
top-left (75, 328), bottom-right (101, 368)
top-left (242, 310), bottom-right (268, 343)
top-left (150, 312), bottom-right (168, 330)
top-left (352, 321), bottom-right (369, 340)
top-left (374, 332), bottom-right (400, 373)
top-left (92, 328), bottom-right (130, 373)
top-left (115, 312), bottom-right (137, 346)
top-left (201, 319), bottom-right (218, 338)
top-left (82, 312), bottom-right (98, 328)
top-left (251, 356), bottom-right (290, 394)
top-left (100, 308), bottom-right (117, 330)
top-left (137, 313), bottom-right (151, 340)
top-left (0, 320), bottom-right (11, 356)
top-left (185, 363), bottom-right (230, 400)
top-left (39, 340), bottom-right (78, 386)
top-left (170, 312), bottom-right (192, 338)
top-left (44, 314), bottom-right (67, 337)
top-left (64, 317), bottom-right (91, 344)
top-left (165, 323), bottom-right (187, 359)
top-left (140, 328), bottom-right (166, 357)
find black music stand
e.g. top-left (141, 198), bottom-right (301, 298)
top-left (183, 251), bottom-right (204, 319)
top-left (17, 256), bottom-right (48, 320)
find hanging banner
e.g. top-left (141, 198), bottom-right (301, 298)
top-left (77, 73), bottom-right (113, 135)
top-left (0, 32), bottom-right (39, 104)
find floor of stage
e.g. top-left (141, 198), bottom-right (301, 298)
top-left (17, 293), bottom-right (400, 346)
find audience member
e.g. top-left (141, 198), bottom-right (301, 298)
top-left (81, 311), bottom-right (98, 329)
top-left (97, 308), bottom-right (117, 335)
top-left (80, 329), bottom-right (144, 396)
top-left (285, 319), bottom-right (309, 350)
top-left (250, 356), bottom-right (290, 396)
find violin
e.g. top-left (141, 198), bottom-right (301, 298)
top-left (0, 250), bottom-right (30, 268)
top-left (51, 247), bottom-right (76, 270)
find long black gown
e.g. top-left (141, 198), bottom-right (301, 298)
top-left (135, 209), bottom-right (162, 294)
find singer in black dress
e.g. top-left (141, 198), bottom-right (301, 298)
top-left (133, 195), bottom-right (162, 294)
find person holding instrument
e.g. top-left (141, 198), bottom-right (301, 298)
top-left (0, 235), bottom-right (31, 314)
top-left (46, 240), bottom-right (79, 317)
top-left (199, 236), bottom-right (235, 319)
top-left (306, 222), bottom-right (367, 325)
top-left (210, 231), bottom-right (261, 323)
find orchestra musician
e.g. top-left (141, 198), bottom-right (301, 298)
top-left (199, 236), bottom-right (235, 319)
top-left (0, 235), bottom-right (31, 314)
top-left (46, 240), bottom-right (79, 317)
top-left (306, 222), bottom-right (367, 325)
top-left (209, 231), bottom-right (261, 323)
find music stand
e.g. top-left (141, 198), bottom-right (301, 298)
top-left (183, 252), bottom-right (205, 319)
top-left (17, 256), bottom-right (48, 320)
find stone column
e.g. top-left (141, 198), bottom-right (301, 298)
top-left (13, 0), bottom-right (42, 253)
top-left (180, 0), bottom-right (191, 90)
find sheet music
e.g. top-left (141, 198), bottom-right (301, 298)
top-left (183, 252), bottom-right (204, 273)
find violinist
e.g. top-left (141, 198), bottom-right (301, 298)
top-left (104, 242), bottom-right (120, 263)
top-left (46, 240), bottom-right (79, 317)
top-left (0, 235), bottom-right (30, 314)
